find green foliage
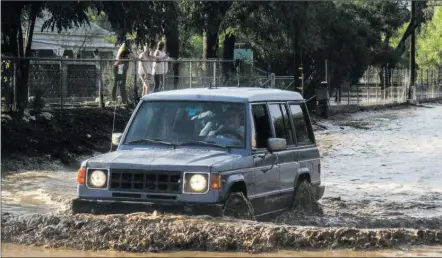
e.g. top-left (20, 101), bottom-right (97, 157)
top-left (416, 7), bottom-right (442, 70)
top-left (180, 35), bottom-right (203, 58)
top-left (41, 2), bottom-right (91, 33)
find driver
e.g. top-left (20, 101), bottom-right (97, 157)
top-left (208, 107), bottom-right (244, 140)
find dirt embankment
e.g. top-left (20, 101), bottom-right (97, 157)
top-left (1, 108), bottom-right (133, 172)
top-left (2, 212), bottom-right (441, 253)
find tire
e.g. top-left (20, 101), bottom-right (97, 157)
top-left (222, 192), bottom-right (256, 220)
top-left (291, 180), bottom-right (323, 215)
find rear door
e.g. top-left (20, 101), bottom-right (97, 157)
top-left (267, 102), bottom-right (300, 209)
top-left (287, 102), bottom-right (321, 185)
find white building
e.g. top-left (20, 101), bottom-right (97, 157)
top-left (31, 11), bottom-right (117, 58)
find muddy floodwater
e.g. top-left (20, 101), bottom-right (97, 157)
top-left (2, 243), bottom-right (442, 257)
top-left (2, 103), bottom-right (442, 255)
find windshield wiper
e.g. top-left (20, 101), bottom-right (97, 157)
top-left (126, 138), bottom-right (174, 146)
top-left (179, 141), bottom-right (233, 149)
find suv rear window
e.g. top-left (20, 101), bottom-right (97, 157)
top-left (268, 104), bottom-right (294, 145)
top-left (289, 103), bottom-right (314, 145)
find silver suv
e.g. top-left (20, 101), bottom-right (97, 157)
top-left (72, 87), bottom-right (325, 220)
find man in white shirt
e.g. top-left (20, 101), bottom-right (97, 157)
top-left (151, 41), bottom-right (169, 92)
top-left (138, 46), bottom-right (153, 96)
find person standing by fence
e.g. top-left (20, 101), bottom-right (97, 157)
top-left (112, 42), bottom-right (133, 104)
top-left (138, 45), bottom-right (154, 96)
top-left (152, 41), bottom-right (169, 92)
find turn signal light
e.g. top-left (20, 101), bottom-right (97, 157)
top-left (210, 174), bottom-right (222, 190)
top-left (77, 167), bottom-right (86, 185)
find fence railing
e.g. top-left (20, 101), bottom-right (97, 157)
top-left (330, 66), bottom-right (442, 106)
top-left (1, 57), bottom-right (259, 108)
top-left (1, 57), bottom-right (441, 110)
top-left (262, 66), bottom-right (442, 106)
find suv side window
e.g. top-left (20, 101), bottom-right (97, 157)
top-left (268, 104), bottom-right (294, 145)
top-left (251, 104), bottom-right (272, 149)
top-left (289, 103), bottom-right (314, 145)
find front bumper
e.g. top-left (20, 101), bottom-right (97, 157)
top-left (71, 198), bottom-right (224, 217)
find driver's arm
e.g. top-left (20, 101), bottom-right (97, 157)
top-left (207, 125), bottom-right (224, 137)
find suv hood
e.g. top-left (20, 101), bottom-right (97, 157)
top-left (85, 148), bottom-right (240, 171)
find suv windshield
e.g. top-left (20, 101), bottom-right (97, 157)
top-left (124, 100), bottom-right (246, 149)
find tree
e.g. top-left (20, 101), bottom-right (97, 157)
top-left (1, 1), bottom-right (90, 113)
top-left (90, 2), bottom-right (162, 47)
top-left (180, 1), bottom-right (232, 59)
top-left (416, 6), bottom-right (442, 70)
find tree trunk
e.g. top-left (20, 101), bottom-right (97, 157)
top-left (222, 33), bottom-right (236, 83)
top-left (12, 3), bottom-right (39, 113)
top-left (25, 4), bottom-right (39, 57)
top-left (164, 2), bottom-right (180, 89)
top-left (203, 31), bottom-right (219, 59)
top-left (202, 29), bottom-right (219, 86)
top-left (165, 29), bottom-right (180, 89)
top-left (14, 11), bottom-right (27, 113)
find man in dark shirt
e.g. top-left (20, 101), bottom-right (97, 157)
top-left (113, 42), bottom-right (133, 104)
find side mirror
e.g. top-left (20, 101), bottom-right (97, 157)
top-left (111, 133), bottom-right (123, 147)
top-left (267, 138), bottom-right (287, 153)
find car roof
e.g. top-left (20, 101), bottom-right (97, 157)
top-left (141, 87), bottom-right (304, 103)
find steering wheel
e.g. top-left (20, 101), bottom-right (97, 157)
top-left (218, 129), bottom-right (244, 141)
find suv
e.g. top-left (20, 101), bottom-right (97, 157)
top-left (72, 87), bottom-right (325, 220)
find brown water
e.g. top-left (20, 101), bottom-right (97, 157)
top-left (2, 243), bottom-right (442, 257)
top-left (318, 106), bottom-right (442, 217)
top-left (2, 103), bottom-right (442, 255)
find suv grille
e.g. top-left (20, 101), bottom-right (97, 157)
top-left (109, 169), bottom-right (182, 193)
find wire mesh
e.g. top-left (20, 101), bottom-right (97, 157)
top-left (1, 57), bottom-right (441, 110)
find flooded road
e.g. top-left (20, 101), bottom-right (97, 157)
top-left (2, 103), bottom-right (442, 255)
top-left (3, 243), bottom-right (442, 257)
top-left (313, 104), bottom-right (442, 227)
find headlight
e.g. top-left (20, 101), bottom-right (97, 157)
top-left (88, 170), bottom-right (107, 188)
top-left (184, 173), bottom-right (208, 193)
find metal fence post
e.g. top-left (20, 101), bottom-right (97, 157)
top-left (357, 82), bottom-right (360, 105)
top-left (99, 58), bottom-right (103, 108)
top-left (213, 61), bottom-right (216, 87)
top-left (59, 58), bottom-right (63, 110)
top-left (189, 61), bottom-right (192, 88)
top-left (133, 60), bottom-right (138, 103)
top-left (383, 67), bottom-right (386, 105)
top-left (12, 58), bottom-right (17, 111)
top-left (431, 69), bottom-right (434, 99)
top-left (435, 70), bottom-right (442, 98)
top-left (270, 73), bottom-right (275, 88)
top-left (403, 69), bottom-right (406, 103)
top-left (162, 61), bottom-right (166, 91)
top-left (366, 69), bottom-right (369, 105)
top-left (426, 69), bottom-right (430, 100)
top-left (389, 70), bottom-right (393, 103)
top-left (395, 72), bottom-right (401, 103)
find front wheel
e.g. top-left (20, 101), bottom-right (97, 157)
top-left (222, 192), bottom-right (256, 220)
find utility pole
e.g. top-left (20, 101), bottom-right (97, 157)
top-left (408, 0), bottom-right (416, 101)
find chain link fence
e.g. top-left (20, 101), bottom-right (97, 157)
top-left (1, 57), bottom-right (441, 111)
top-left (259, 66), bottom-right (442, 106)
top-left (1, 57), bottom-right (261, 109)
top-left (333, 66), bottom-right (442, 106)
